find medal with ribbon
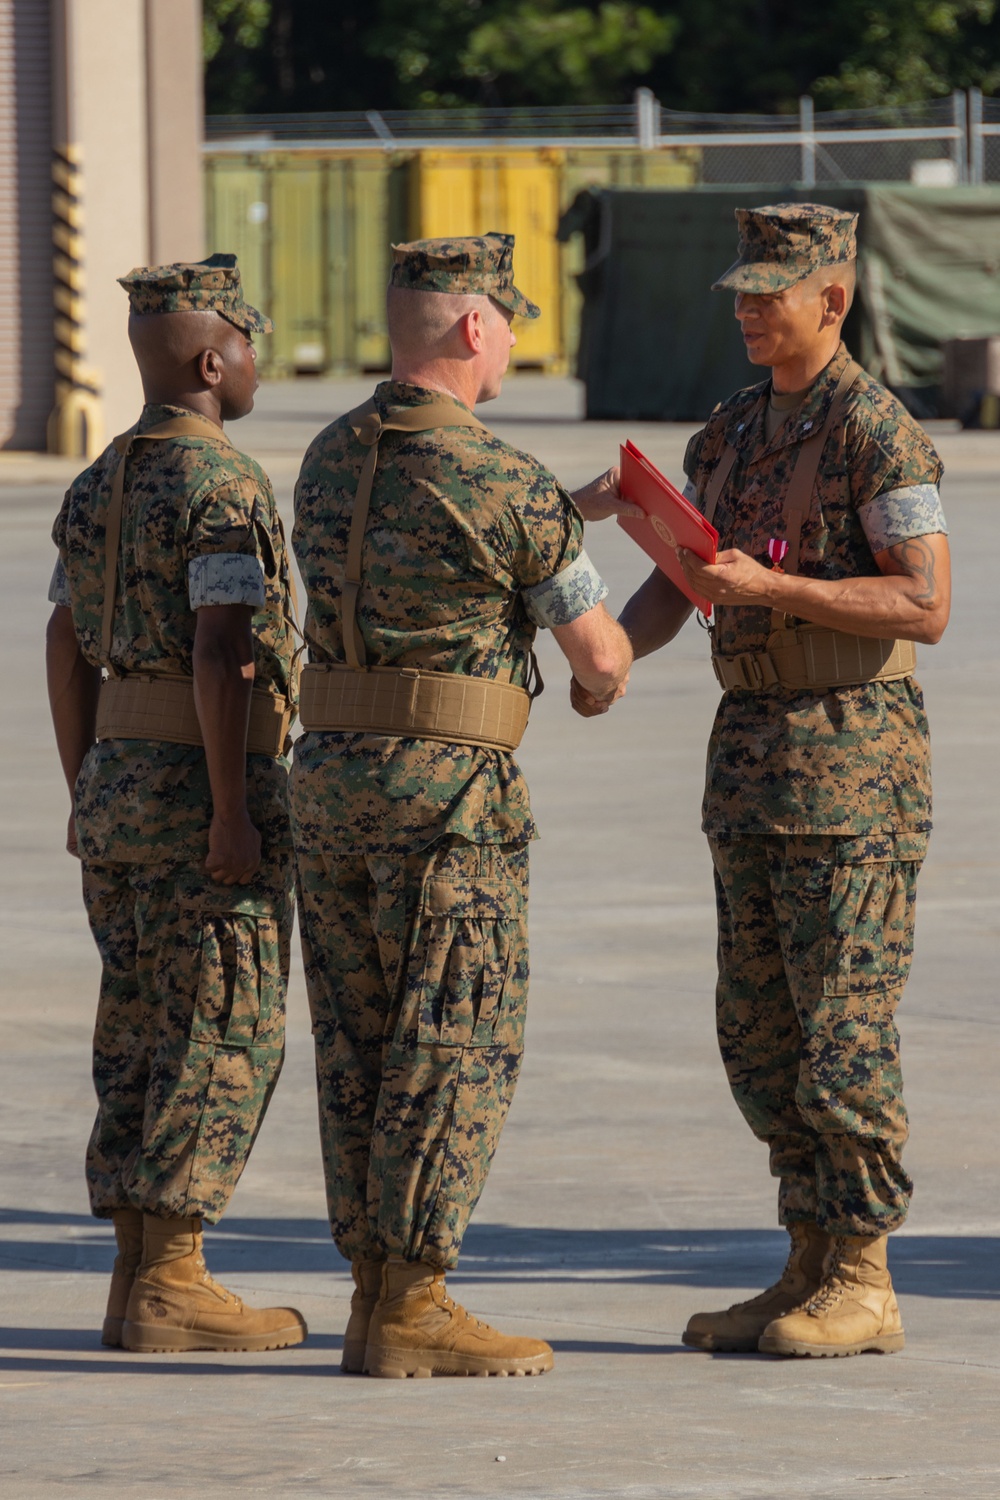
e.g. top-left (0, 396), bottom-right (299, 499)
top-left (768, 538), bottom-right (789, 572)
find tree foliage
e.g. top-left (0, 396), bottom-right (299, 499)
top-left (203, 0), bottom-right (1000, 116)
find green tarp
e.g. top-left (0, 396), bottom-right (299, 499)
top-left (559, 184), bottom-right (1000, 420)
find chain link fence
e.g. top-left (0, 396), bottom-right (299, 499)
top-left (657, 97), bottom-right (966, 186)
top-left (207, 91), bottom-right (1000, 187)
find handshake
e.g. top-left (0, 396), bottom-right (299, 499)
top-left (570, 673), bottom-right (629, 718)
top-left (563, 464), bottom-right (640, 720)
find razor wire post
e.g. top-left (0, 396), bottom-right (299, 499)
top-left (799, 96), bottom-right (816, 188)
top-left (952, 89), bottom-right (968, 183)
top-left (969, 88), bottom-right (985, 186)
top-left (635, 88), bottom-right (658, 150)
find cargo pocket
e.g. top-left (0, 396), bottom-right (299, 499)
top-left (823, 861), bottom-right (892, 998)
top-left (177, 882), bottom-right (285, 1051)
top-left (406, 875), bottom-right (525, 1049)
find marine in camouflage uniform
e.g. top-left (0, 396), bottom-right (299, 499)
top-left (46, 255), bottom-right (305, 1353)
top-left (616, 204), bottom-right (950, 1357)
top-left (292, 232), bottom-right (631, 1376)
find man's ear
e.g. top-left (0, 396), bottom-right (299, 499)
top-left (461, 307), bottom-right (486, 354)
top-left (822, 282), bottom-right (848, 326)
top-left (198, 346), bottom-right (224, 388)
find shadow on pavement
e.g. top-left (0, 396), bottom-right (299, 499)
top-left (1, 1210), bottom-right (996, 1299)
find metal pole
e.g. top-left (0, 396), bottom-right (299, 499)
top-left (799, 96), bottom-right (815, 188)
top-left (969, 87), bottom-right (984, 186)
top-left (635, 87), bottom-right (657, 150)
top-left (953, 89), bottom-right (968, 183)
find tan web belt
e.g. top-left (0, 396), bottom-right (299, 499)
top-left (97, 673), bottom-right (293, 757)
top-left (712, 627), bottom-right (916, 692)
top-left (299, 662), bottom-right (532, 752)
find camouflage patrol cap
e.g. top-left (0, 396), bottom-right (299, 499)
top-left (712, 202), bottom-right (858, 294)
top-left (389, 232), bottom-right (540, 319)
top-left (117, 252), bottom-right (272, 333)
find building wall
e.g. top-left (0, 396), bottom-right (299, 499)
top-left (0, 0), bottom-right (204, 452)
top-left (73, 0), bottom-right (148, 440)
top-left (0, 0), bottom-right (55, 449)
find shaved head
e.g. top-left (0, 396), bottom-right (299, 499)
top-left (386, 285), bottom-right (506, 360)
top-left (387, 282), bottom-right (517, 406)
top-left (128, 309), bottom-right (243, 379)
top-left (127, 309), bottom-right (258, 421)
top-left (801, 260), bottom-right (856, 316)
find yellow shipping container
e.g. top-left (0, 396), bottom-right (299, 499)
top-left (409, 150), bottom-right (565, 369)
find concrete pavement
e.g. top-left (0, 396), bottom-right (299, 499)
top-left (1, 376), bottom-right (997, 1498)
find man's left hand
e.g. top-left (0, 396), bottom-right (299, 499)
top-left (679, 546), bottom-right (776, 607)
top-left (572, 466), bottom-right (644, 523)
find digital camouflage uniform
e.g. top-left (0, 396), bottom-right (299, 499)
top-left (292, 235), bottom-right (606, 1270)
top-left (49, 257), bottom-right (297, 1224)
top-left (686, 205), bottom-right (948, 1236)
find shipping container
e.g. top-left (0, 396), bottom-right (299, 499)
top-left (407, 149), bottom-right (565, 368)
top-left (205, 145), bottom-right (698, 376)
top-left (560, 149), bottom-right (699, 366)
top-left (205, 153), bottom-right (399, 375)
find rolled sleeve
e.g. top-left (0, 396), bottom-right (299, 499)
top-left (48, 558), bottom-right (72, 607)
top-left (522, 547), bottom-right (608, 628)
top-left (188, 552), bottom-right (266, 610)
top-left (859, 483), bottom-right (948, 553)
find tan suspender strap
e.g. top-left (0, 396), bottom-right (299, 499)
top-left (299, 662), bottom-right (531, 753)
top-left (709, 361), bottom-right (916, 693)
top-left (702, 443), bottom-right (738, 528)
top-left (100, 412), bottom-right (297, 750)
top-left (341, 397), bottom-right (486, 670)
top-left (102, 414), bottom-right (237, 662)
top-left (779, 359), bottom-right (862, 583)
top-left (96, 672), bottom-right (292, 757)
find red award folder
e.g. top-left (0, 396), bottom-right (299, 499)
top-left (617, 439), bottom-right (719, 618)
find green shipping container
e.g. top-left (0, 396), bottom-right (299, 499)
top-left (205, 153), bottom-right (399, 376)
top-left (559, 149), bottom-right (699, 367)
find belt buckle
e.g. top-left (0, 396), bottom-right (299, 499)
top-left (735, 652), bottom-right (765, 690)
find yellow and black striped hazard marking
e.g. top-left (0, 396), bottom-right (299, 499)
top-left (48, 142), bottom-right (104, 458)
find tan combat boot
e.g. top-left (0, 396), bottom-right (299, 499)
top-left (121, 1216), bottom-right (307, 1353)
top-left (363, 1257), bottom-right (554, 1378)
top-left (682, 1221), bottom-right (832, 1352)
top-left (758, 1232), bottom-right (904, 1357)
top-left (101, 1207), bottom-right (144, 1347)
top-left (341, 1257), bottom-right (385, 1374)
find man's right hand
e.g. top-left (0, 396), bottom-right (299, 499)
top-left (205, 809), bottom-right (262, 885)
top-left (570, 674), bottom-right (628, 717)
top-left (570, 466), bottom-right (644, 523)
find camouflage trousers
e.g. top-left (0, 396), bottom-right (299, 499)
top-left (295, 836), bottom-right (529, 1270)
top-left (82, 853), bottom-right (293, 1222)
top-left (709, 832), bottom-right (927, 1236)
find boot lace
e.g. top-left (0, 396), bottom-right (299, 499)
top-left (436, 1284), bottom-right (487, 1331)
top-left (196, 1253), bottom-right (238, 1306)
top-left (733, 1226), bottom-right (804, 1309)
top-left (802, 1237), bottom-right (851, 1315)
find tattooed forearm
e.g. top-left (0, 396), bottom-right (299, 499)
top-left (885, 536), bottom-right (937, 602)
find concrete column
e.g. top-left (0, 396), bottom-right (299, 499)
top-left (145, 0), bottom-right (204, 263)
top-left (72, 0), bottom-right (148, 444)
